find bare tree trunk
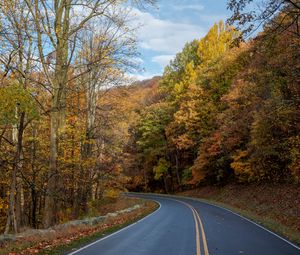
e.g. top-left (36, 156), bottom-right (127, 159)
top-left (31, 187), bottom-right (38, 228)
top-left (5, 111), bottom-right (25, 234)
top-left (29, 125), bottom-right (37, 228)
top-left (5, 170), bottom-right (18, 234)
top-left (75, 73), bottom-right (99, 215)
top-left (16, 162), bottom-right (24, 228)
top-left (44, 109), bottom-right (59, 228)
top-left (163, 174), bottom-right (169, 194)
top-left (175, 150), bottom-right (182, 190)
top-left (43, 0), bottom-right (71, 227)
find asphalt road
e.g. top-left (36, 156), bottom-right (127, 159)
top-left (69, 194), bottom-right (300, 255)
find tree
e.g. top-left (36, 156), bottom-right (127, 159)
top-left (153, 158), bottom-right (170, 193)
top-left (159, 40), bottom-right (201, 101)
top-left (0, 0), bottom-right (156, 230)
top-left (227, 0), bottom-right (300, 39)
top-left (0, 83), bottom-right (38, 233)
top-left (20, 0), bottom-right (154, 228)
top-left (198, 20), bottom-right (239, 64)
top-left (71, 7), bottom-right (139, 217)
top-left (0, 0), bottom-right (36, 232)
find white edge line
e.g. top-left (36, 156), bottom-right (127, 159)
top-left (134, 193), bottom-right (300, 251)
top-left (201, 201), bottom-right (300, 250)
top-left (68, 200), bottom-right (161, 255)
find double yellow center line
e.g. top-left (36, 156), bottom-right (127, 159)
top-left (170, 199), bottom-right (210, 255)
top-left (191, 205), bottom-right (209, 255)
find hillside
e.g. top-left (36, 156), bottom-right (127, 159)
top-left (123, 22), bottom-right (300, 193)
top-left (0, 1), bottom-right (299, 252)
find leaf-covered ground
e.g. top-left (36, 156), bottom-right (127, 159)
top-left (1, 198), bottom-right (157, 255)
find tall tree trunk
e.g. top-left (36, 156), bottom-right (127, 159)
top-left (43, 0), bottom-right (70, 227)
top-left (175, 150), bottom-right (182, 190)
top-left (29, 125), bottom-right (38, 228)
top-left (16, 164), bottom-right (24, 228)
top-left (31, 187), bottom-right (37, 228)
top-left (44, 108), bottom-right (59, 228)
top-left (75, 78), bottom-right (98, 215)
top-left (5, 111), bottom-right (25, 234)
top-left (163, 174), bottom-right (169, 194)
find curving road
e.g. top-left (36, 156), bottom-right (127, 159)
top-left (68, 194), bottom-right (300, 255)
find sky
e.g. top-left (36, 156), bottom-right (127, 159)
top-left (130, 0), bottom-right (231, 81)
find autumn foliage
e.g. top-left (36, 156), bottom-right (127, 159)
top-left (125, 17), bottom-right (300, 192)
top-left (0, 0), bottom-right (299, 237)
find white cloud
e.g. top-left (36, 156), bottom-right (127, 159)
top-left (152, 55), bottom-right (174, 68)
top-left (127, 72), bottom-right (161, 81)
top-left (174, 4), bottom-right (204, 12)
top-left (132, 8), bottom-right (205, 54)
top-left (132, 57), bottom-right (144, 65)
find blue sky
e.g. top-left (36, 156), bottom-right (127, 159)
top-left (130, 0), bottom-right (231, 80)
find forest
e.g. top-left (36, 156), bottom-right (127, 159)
top-left (0, 0), bottom-right (299, 237)
top-left (124, 3), bottom-right (300, 192)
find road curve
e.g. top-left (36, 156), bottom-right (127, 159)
top-left (69, 194), bottom-right (300, 255)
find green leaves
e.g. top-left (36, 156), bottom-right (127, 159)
top-left (136, 102), bottom-right (172, 157)
top-left (0, 83), bottom-right (38, 125)
top-left (128, 13), bottom-right (300, 190)
top-left (153, 158), bottom-right (170, 180)
top-left (133, 20), bottom-right (247, 187)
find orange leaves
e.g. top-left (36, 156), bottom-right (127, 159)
top-left (230, 150), bottom-right (253, 182)
top-left (173, 134), bottom-right (195, 151)
top-left (191, 131), bottom-right (223, 184)
top-left (206, 132), bottom-right (222, 157)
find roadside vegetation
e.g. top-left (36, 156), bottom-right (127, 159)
top-left (0, 198), bottom-right (157, 255)
top-left (0, 0), bottom-right (155, 235)
top-left (0, 0), bottom-right (299, 252)
top-left (125, 12), bottom-right (300, 192)
top-left (122, 1), bottom-right (299, 244)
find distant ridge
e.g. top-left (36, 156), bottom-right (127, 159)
top-left (132, 76), bottom-right (161, 88)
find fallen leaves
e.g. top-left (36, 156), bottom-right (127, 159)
top-left (1, 200), bottom-right (157, 255)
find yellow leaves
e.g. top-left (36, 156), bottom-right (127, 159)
top-left (153, 158), bottom-right (170, 180)
top-left (0, 198), bottom-right (6, 210)
top-left (184, 62), bottom-right (197, 82)
top-left (198, 20), bottom-right (238, 66)
top-left (174, 134), bottom-right (194, 150)
top-left (172, 62), bottom-right (198, 100)
top-left (288, 135), bottom-right (300, 183)
top-left (103, 189), bottom-right (120, 199)
top-left (174, 82), bottom-right (185, 95)
top-left (231, 150), bottom-right (253, 182)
